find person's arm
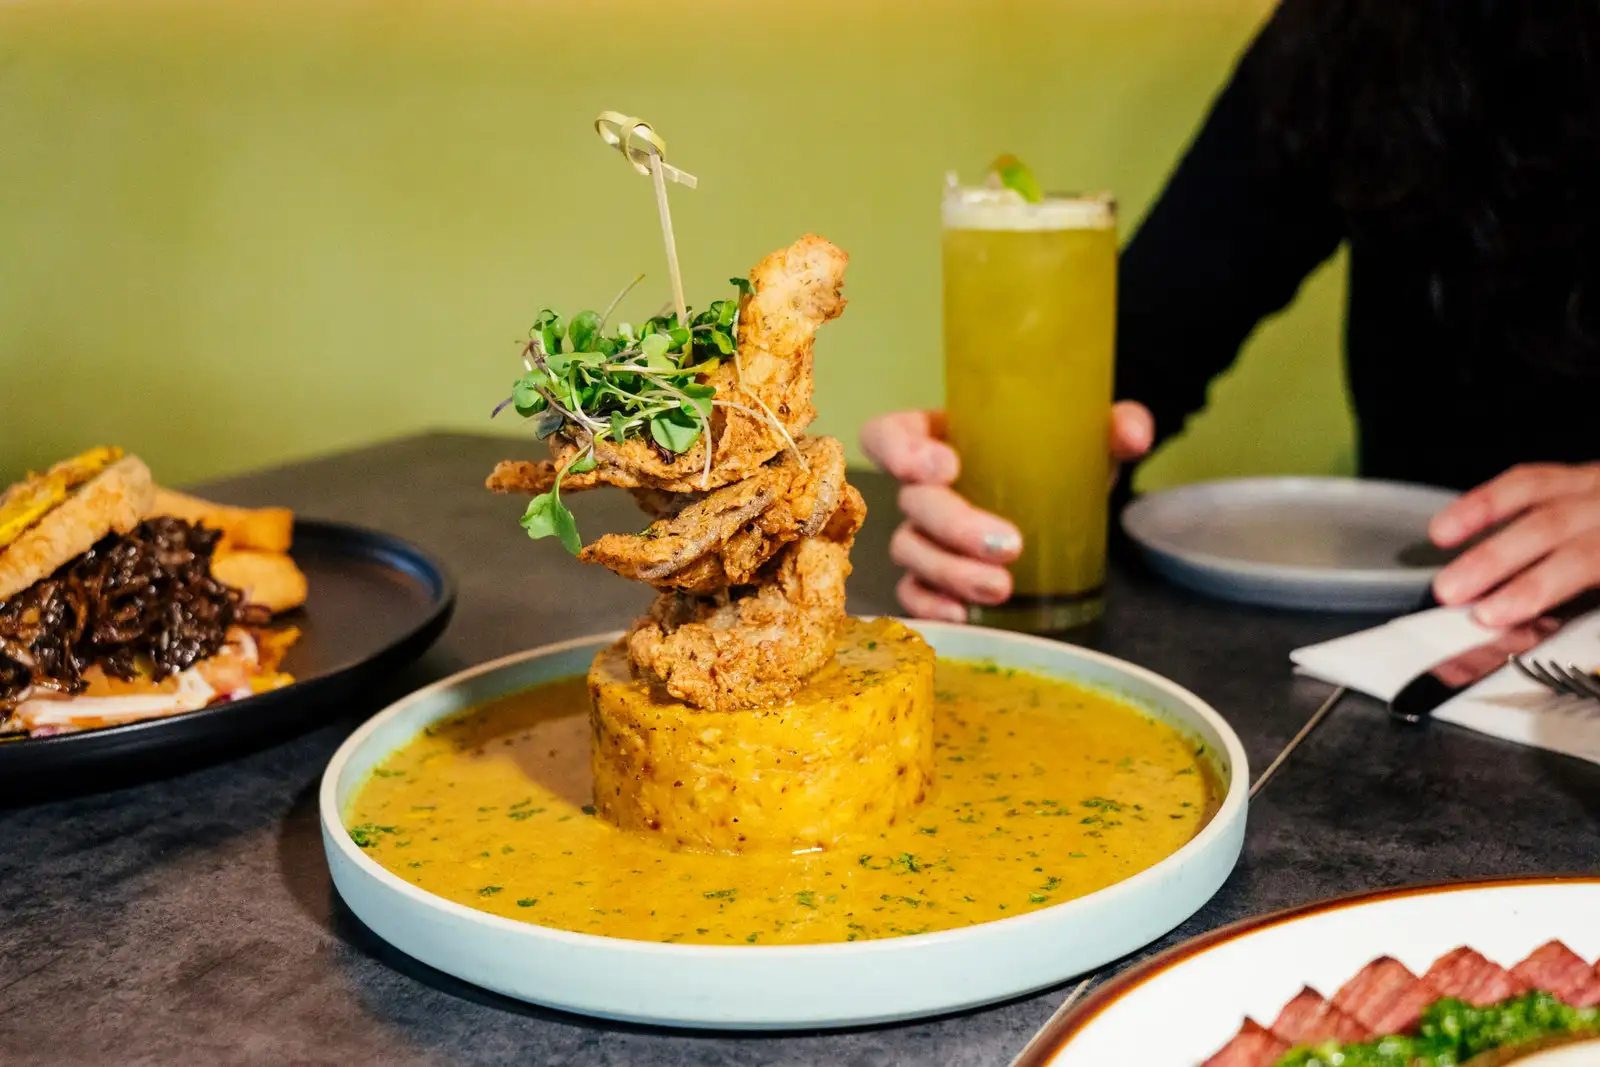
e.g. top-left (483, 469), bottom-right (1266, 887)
top-left (1116, 6), bottom-right (1344, 454)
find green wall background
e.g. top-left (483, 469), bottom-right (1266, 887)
top-left (0, 0), bottom-right (1354, 492)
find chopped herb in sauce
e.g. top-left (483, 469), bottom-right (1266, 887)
top-left (348, 824), bottom-right (398, 848)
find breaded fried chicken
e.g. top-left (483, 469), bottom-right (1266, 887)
top-left (625, 483), bottom-right (865, 712)
top-left (578, 436), bottom-right (846, 594)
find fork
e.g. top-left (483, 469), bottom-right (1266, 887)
top-left (1510, 656), bottom-right (1600, 702)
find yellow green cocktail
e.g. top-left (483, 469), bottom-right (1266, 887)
top-left (942, 180), bottom-right (1117, 632)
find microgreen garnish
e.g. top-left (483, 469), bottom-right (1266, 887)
top-left (495, 274), bottom-right (796, 553)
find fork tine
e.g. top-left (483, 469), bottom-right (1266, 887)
top-left (1536, 662), bottom-right (1582, 698)
top-left (1511, 655), bottom-right (1556, 691)
top-left (1516, 657), bottom-right (1600, 702)
top-left (1558, 664), bottom-right (1600, 702)
top-left (1519, 657), bottom-right (1585, 698)
top-left (1541, 662), bottom-right (1593, 699)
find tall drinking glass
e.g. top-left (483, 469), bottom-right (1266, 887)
top-left (942, 184), bottom-right (1118, 633)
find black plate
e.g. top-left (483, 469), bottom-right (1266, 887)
top-left (0, 520), bottom-right (455, 800)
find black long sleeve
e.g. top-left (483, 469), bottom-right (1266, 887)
top-left (1114, 13), bottom-right (1343, 452)
top-left (1107, 3), bottom-right (1597, 503)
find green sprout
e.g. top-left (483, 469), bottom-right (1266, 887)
top-left (493, 275), bottom-right (756, 553)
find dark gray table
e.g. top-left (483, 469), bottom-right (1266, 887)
top-left (4, 433), bottom-right (1597, 1067)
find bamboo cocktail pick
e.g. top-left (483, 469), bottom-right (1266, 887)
top-left (593, 112), bottom-right (699, 327)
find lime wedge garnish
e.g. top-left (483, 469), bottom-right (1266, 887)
top-left (989, 154), bottom-right (1042, 203)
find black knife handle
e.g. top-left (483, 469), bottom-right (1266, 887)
top-left (1389, 673), bottom-right (1453, 725)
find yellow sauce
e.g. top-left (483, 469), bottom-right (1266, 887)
top-left (345, 661), bottom-right (1217, 946)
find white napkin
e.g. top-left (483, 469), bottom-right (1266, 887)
top-left (1291, 606), bottom-right (1600, 765)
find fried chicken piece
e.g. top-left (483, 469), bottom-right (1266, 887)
top-left (579, 436), bottom-right (846, 594)
top-left (486, 235), bottom-right (848, 498)
top-left (625, 484), bottom-right (865, 712)
top-left (485, 458), bottom-right (590, 497)
top-left (627, 487), bottom-right (699, 520)
top-left (732, 232), bottom-right (848, 439)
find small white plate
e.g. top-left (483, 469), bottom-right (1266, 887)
top-left (319, 620), bottom-right (1249, 1030)
top-left (1018, 876), bottom-right (1600, 1066)
top-left (1122, 477), bottom-right (1461, 612)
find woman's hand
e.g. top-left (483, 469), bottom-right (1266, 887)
top-left (860, 403), bottom-right (1155, 622)
top-left (1430, 462), bottom-right (1600, 626)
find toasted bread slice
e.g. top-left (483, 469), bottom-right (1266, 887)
top-left (0, 456), bottom-right (156, 602)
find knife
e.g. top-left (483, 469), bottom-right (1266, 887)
top-left (1388, 615), bottom-right (1564, 724)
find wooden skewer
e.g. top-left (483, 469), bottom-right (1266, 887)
top-left (648, 149), bottom-right (688, 326)
top-left (1250, 686), bottom-right (1346, 799)
top-left (1005, 976), bottom-right (1095, 1067)
top-left (593, 113), bottom-right (696, 327)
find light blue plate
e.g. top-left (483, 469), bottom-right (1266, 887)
top-left (319, 621), bottom-right (1248, 1030)
top-left (1122, 477), bottom-right (1460, 613)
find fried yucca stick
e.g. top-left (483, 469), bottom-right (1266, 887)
top-left (151, 488), bottom-right (294, 553)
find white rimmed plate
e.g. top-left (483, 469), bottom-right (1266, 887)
top-left (318, 620), bottom-right (1249, 1030)
top-left (1122, 477), bottom-right (1460, 612)
top-left (1017, 876), bottom-right (1600, 1066)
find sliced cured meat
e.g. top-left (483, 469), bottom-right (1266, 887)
top-left (1367, 974), bottom-right (1442, 1034)
top-left (1332, 956), bottom-right (1422, 1032)
top-left (1424, 947), bottom-right (1530, 1007)
top-left (1270, 986), bottom-right (1371, 1045)
top-left (1201, 1019), bottom-right (1291, 1067)
top-left (1197, 944), bottom-right (1600, 1067)
top-left (1511, 940), bottom-right (1600, 1008)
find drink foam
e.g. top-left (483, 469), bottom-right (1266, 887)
top-left (941, 187), bottom-right (1115, 231)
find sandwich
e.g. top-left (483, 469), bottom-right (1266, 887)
top-left (0, 447), bottom-right (300, 737)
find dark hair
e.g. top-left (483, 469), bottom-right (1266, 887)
top-left (1259, 0), bottom-right (1600, 378)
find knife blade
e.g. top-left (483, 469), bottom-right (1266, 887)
top-left (1388, 615), bottom-right (1564, 724)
